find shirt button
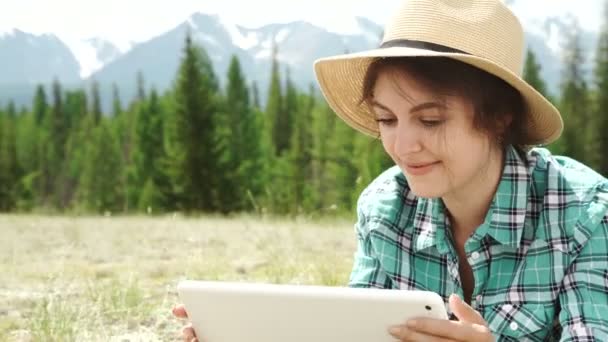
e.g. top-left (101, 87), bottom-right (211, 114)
top-left (471, 252), bottom-right (480, 260)
top-left (510, 322), bottom-right (518, 331)
top-left (476, 295), bottom-right (482, 302)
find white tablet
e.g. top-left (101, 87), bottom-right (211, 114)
top-left (177, 280), bottom-right (448, 342)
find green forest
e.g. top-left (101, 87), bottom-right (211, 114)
top-left (0, 21), bottom-right (606, 216)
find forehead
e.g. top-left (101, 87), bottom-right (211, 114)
top-left (371, 68), bottom-right (475, 117)
top-left (372, 69), bottom-right (439, 105)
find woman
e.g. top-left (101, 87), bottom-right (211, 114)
top-left (175, 0), bottom-right (608, 340)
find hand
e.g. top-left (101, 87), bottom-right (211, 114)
top-left (172, 304), bottom-right (199, 342)
top-left (388, 294), bottom-right (494, 341)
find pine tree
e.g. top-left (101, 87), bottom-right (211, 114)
top-left (6, 101), bottom-right (16, 118)
top-left (282, 68), bottom-right (296, 152)
top-left (164, 31), bottom-right (219, 212)
top-left (40, 78), bottom-right (68, 207)
top-left (137, 71), bottom-right (146, 102)
top-left (252, 81), bottom-right (261, 109)
top-left (112, 83), bottom-right (122, 118)
top-left (15, 98), bottom-right (44, 209)
top-left (594, 0), bottom-right (608, 176)
top-left (329, 118), bottom-right (359, 212)
top-left (50, 78), bottom-right (67, 158)
top-left (79, 121), bottom-right (124, 213)
top-left (523, 49), bottom-right (549, 98)
top-left (134, 88), bottom-right (166, 211)
top-left (558, 22), bottom-right (591, 164)
top-left (266, 42), bottom-right (285, 156)
top-left (91, 80), bottom-right (102, 125)
top-left (64, 117), bottom-right (92, 211)
top-left (290, 85), bottom-right (315, 213)
top-left (60, 89), bottom-right (89, 208)
top-left (64, 89), bottom-right (88, 133)
top-left (115, 76), bottom-right (144, 211)
top-left (33, 85), bottom-right (47, 126)
top-left (0, 105), bottom-right (19, 210)
top-left (216, 55), bottom-right (251, 212)
top-left (311, 101), bottom-right (337, 212)
top-left (353, 133), bottom-right (394, 205)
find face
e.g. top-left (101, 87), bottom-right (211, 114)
top-left (371, 70), bottom-right (502, 199)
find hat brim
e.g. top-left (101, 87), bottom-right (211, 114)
top-left (313, 47), bottom-right (563, 146)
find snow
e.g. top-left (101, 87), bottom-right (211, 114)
top-left (255, 48), bottom-right (271, 60)
top-left (524, 17), bottom-right (571, 56)
top-left (275, 28), bottom-right (289, 43)
top-left (196, 33), bottom-right (219, 47)
top-left (544, 23), bottom-right (563, 56)
top-left (63, 38), bottom-right (105, 78)
top-left (222, 17), bottom-right (259, 50)
top-left (0, 28), bottom-right (16, 38)
top-left (187, 16), bottom-right (199, 31)
top-left (63, 37), bottom-right (117, 78)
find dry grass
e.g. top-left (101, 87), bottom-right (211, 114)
top-left (0, 214), bottom-right (356, 341)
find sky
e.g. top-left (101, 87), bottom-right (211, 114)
top-left (0, 0), bottom-right (604, 50)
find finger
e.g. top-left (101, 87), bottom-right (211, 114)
top-left (405, 317), bottom-right (491, 341)
top-left (449, 294), bottom-right (486, 326)
top-left (182, 323), bottom-right (196, 342)
top-left (173, 304), bottom-right (189, 318)
top-left (388, 324), bottom-right (453, 342)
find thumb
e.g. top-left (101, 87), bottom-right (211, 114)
top-left (449, 294), bottom-right (486, 326)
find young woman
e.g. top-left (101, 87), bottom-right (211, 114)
top-left (175, 0), bottom-right (608, 340)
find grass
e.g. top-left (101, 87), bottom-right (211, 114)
top-left (0, 214), bottom-right (356, 341)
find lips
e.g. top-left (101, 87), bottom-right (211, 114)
top-left (407, 162), bottom-right (438, 168)
top-left (405, 161), bottom-right (439, 168)
top-left (403, 161), bottom-right (441, 176)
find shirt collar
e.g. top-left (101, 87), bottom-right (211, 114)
top-left (413, 145), bottom-right (530, 252)
top-left (413, 197), bottom-right (451, 254)
top-left (482, 145), bottom-right (530, 248)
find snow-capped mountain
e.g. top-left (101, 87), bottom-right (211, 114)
top-left (0, 29), bottom-right (81, 84)
top-left (523, 14), bottom-right (598, 91)
top-left (81, 12), bottom-right (383, 109)
top-left (61, 37), bottom-right (124, 78)
top-left (0, 10), bottom-right (599, 110)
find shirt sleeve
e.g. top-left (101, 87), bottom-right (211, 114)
top-left (558, 211), bottom-right (608, 341)
top-left (348, 198), bottom-right (395, 289)
top-left (348, 224), bottom-right (395, 289)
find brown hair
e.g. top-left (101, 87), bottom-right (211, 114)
top-left (360, 57), bottom-right (528, 150)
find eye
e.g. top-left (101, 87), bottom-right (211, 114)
top-left (375, 118), bottom-right (397, 126)
top-left (420, 119), bottom-right (443, 128)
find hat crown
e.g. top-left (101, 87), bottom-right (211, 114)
top-left (383, 0), bottom-right (524, 75)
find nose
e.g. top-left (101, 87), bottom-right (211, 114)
top-left (393, 121), bottom-right (423, 158)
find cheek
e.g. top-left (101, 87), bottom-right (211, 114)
top-left (441, 137), bottom-right (491, 183)
top-left (379, 129), bottom-right (398, 158)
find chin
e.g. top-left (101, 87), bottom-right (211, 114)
top-left (407, 182), bottom-right (446, 199)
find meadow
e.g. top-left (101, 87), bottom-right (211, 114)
top-left (0, 214), bottom-right (356, 341)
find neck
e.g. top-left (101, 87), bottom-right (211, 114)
top-left (441, 146), bottom-right (505, 243)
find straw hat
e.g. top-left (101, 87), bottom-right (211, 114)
top-left (313, 0), bottom-right (563, 145)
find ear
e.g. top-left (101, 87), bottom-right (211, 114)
top-left (498, 113), bottom-right (513, 132)
top-left (492, 113), bottom-right (513, 147)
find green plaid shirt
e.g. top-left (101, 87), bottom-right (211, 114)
top-left (350, 146), bottom-right (608, 341)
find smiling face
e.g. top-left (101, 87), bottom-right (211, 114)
top-left (371, 71), bottom-right (496, 198)
top-left (361, 57), bottom-right (526, 200)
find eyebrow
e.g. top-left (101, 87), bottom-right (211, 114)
top-left (371, 100), bottom-right (445, 114)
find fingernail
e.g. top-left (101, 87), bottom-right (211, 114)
top-left (407, 319), bottom-right (417, 328)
